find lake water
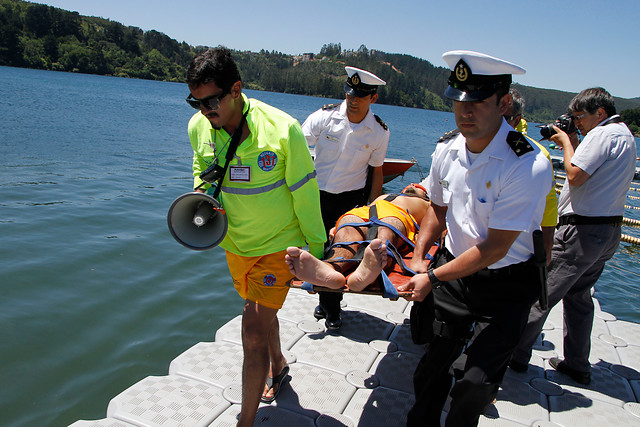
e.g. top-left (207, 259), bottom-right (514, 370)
top-left (1, 66), bottom-right (639, 427)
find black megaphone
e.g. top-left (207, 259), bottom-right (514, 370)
top-left (167, 192), bottom-right (228, 250)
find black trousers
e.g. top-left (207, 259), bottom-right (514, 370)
top-left (407, 250), bottom-right (540, 427)
top-left (318, 189), bottom-right (367, 312)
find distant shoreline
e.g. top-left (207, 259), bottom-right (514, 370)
top-left (2, 0), bottom-right (640, 124)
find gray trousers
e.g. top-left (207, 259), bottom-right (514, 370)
top-left (511, 223), bottom-right (621, 372)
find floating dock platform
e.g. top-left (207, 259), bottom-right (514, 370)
top-left (70, 288), bottom-right (640, 426)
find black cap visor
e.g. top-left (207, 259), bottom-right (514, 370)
top-left (445, 72), bottom-right (511, 102)
top-left (344, 83), bottom-right (376, 98)
top-left (445, 84), bottom-right (501, 102)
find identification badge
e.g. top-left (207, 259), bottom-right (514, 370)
top-left (229, 166), bottom-right (251, 182)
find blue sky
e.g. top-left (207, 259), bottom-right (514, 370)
top-left (37, 0), bottom-right (640, 99)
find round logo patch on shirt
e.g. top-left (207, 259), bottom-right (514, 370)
top-left (263, 274), bottom-right (276, 287)
top-left (257, 151), bottom-right (277, 171)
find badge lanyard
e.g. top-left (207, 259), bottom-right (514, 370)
top-left (196, 103), bottom-right (249, 199)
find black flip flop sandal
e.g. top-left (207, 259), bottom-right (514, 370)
top-left (260, 365), bottom-right (290, 403)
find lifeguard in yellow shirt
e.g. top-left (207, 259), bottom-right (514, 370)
top-left (186, 47), bottom-right (325, 427)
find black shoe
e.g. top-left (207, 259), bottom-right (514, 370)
top-left (313, 305), bottom-right (326, 320)
top-left (508, 360), bottom-right (528, 373)
top-left (325, 310), bottom-right (342, 330)
top-left (549, 357), bottom-right (591, 385)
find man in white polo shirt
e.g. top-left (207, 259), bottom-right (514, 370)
top-left (510, 87), bottom-right (636, 385)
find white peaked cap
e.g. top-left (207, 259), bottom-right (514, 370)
top-left (345, 66), bottom-right (386, 85)
top-left (442, 50), bottom-right (525, 76)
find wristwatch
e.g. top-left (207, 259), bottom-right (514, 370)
top-left (427, 268), bottom-right (442, 289)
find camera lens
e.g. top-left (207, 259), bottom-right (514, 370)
top-left (539, 124), bottom-right (556, 140)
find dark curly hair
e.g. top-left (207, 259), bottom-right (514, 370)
top-left (186, 47), bottom-right (242, 90)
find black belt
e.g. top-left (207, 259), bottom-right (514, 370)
top-left (442, 248), bottom-right (532, 280)
top-left (558, 215), bottom-right (622, 227)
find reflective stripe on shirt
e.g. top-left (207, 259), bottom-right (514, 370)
top-left (222, 171), bottom-right (317, 195)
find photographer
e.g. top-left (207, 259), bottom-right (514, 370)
top-left (510, 87), bottom-right (637, 385)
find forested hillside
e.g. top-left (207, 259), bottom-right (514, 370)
top-left (2, 0), bottom-right (639, 126)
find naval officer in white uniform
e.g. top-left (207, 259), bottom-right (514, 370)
top-left (302, 66), bottom-right (390, 329)
top-left (400, 51), bottom-right (552, 426)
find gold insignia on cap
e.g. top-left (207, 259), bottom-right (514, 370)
top-left (351, 73), bottom-right (360, 86)
top-left (486, 181), bottom-right (491, 189)
top-left (455, 61), bottom-right (469, 82)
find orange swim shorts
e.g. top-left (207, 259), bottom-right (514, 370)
top-left (225, 249), bottom-right (294, 309)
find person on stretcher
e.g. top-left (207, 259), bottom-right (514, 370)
top-left (285, 184), bottom-right (430, 291)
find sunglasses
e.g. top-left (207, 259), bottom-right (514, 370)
top-left (186, 90), bottom-right (229, 110)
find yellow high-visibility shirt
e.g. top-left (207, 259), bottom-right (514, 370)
top-left (189, 94), bottom-right (326, 258)
top-left (525, 134), bottom-right (558, 227)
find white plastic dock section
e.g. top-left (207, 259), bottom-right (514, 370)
top-left (70, 289), bottom-right (640, 426)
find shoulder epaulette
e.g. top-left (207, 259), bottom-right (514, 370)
top-left (506, 131), bottom-right (534, 157)
top-left (438, 129), bottom-right (460, 143)
top-left (374, 114), bottom-right (388, 130)
top-left (322, 103), bottom-right (341, 111)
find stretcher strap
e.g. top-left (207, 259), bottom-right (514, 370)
top-left (380, 270), bottom-right (398, 298)
top-left (386, 241), bottom-right (417, 276)
top-left (350, 203), bottom-right (380, 261)
top-left (330, 217), bottom-right (415, 251)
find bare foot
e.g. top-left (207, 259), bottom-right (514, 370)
top-left (347, 239), bottom-right (387, 291)
top-left (285, 247), bottom-right (346, 289)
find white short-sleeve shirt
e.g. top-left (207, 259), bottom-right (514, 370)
top-left (557, 116), bottom-right (636, 217)
top-left (427, 120), bottom-right (552, 268)
top-left (302, 101), bottom-right (390, 193)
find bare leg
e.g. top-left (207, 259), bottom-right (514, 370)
top-left (285, 247), bottom-right (346, 289)
top-left (237, 300), bottom-right (280, 427)
top-left (347, 238), bottom-right (387, 291)
top-left (376, 227), bottom-right (400, 270)
top-left (325, 215), bottom-right (368, 269)
top-left (375, 218), bottom-right (408, 270)
top-left (262, 316), bottom-right (288, 401)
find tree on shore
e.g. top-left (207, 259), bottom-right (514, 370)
top-left (1, 0), bottom-right (638, 122)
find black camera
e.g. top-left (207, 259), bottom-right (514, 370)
top-left (538, 113), bottom-right (577, 140)
top-left (199, 162), bottom-right (225, 183)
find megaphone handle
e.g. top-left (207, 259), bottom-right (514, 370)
top-left (193, 201), bottom-right (214, 227)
